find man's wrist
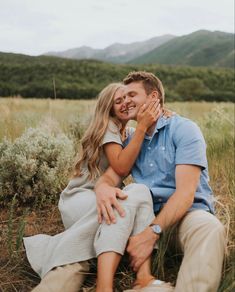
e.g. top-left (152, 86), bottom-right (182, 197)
top-left (147, 226), bottom-right (159, 241)
top-left (149, 223), bottom-right (162, 238)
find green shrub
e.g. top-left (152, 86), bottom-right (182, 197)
top-left (0, 123), bottom-right (75, 206)
top-left (198, 91), bottom-right (235, 102)
top-left (175, 78), bottom-right (212, 100)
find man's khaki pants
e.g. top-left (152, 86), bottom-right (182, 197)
top-left (174, 210), bottom-right (226, 292)
top-left (32, 261), bottom-right (89, 292)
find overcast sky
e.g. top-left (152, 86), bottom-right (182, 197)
top-left (0, 0), bottom-right (234, 56)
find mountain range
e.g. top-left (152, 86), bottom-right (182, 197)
top-left (44, 30), bottom-right (234, 68)
top-left (45, 34), bottom-right (175, 64)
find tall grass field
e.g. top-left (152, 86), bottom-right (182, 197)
top-left (0, 98), bottom-right (234, 291)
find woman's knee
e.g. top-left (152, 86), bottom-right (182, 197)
top-left (122, 183), bottom-right (153, 206)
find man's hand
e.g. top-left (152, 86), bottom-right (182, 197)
top-left (127, 227), bottom-right (158, 271)
top-left (96, 183), bottom-right (128, 224)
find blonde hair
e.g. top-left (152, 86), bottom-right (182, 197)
top-left (74, 83), bottom-right (123, 180)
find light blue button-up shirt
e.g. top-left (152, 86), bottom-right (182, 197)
top-left (124, 114), bottom-right (215, 214)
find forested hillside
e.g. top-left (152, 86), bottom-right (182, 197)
top-left (0, 52), bottom-right (234, 101)
top-left (130, 30), bottom-right (234, 68)
top-left (44, 30), bottom-right (234, 68)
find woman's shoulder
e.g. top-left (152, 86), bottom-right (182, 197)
top-left (102, 119), bottom-right (122, 146)
top-left (106, 119), bottom-right (120, 133)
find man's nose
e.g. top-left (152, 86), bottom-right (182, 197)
top-left (123, 95), bottom-right (131, 105)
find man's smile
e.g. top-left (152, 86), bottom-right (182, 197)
top-left (127, 104), bottom-right (136, 111)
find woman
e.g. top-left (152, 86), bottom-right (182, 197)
top-left (24, 83), bottom-right (164, 292)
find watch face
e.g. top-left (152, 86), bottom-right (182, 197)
top-left (152, 224), bottom-right (162, 234)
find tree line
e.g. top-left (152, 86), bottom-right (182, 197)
top-left (0, 53), bottom-right (234, 101)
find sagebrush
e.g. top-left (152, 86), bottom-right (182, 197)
top-left (0, 121), bottom-right (75, 206)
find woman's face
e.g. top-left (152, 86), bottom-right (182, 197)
top-left (112, 87), bottom-right (129, 123)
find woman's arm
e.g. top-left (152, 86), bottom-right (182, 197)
top-left (104, 100), bottom-right (161, 177)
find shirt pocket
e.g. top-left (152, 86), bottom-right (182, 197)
top-left (157, 145), bottom-right (175, 174)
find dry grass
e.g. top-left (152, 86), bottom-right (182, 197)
top-left (0, 98), bottom-right (95, 142)
top-left (0, 99), bottom-right (234, 291)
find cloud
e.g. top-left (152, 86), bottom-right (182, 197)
top-left (0, 0), bottom-right (233, 55)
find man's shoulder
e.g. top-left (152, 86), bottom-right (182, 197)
top-left (168, 114), bottom-right (204, 143)
top-left (169, 114), bottom-right (194, 124)
top-left (168, 114), bottom-right (198, 131)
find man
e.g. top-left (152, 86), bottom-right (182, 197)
top-left (95, 71), bottom-right (225, 292)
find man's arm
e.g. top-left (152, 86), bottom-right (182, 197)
top-left (95, 167), bottom-right (127, 224)
top-left (127, 164), bottom-right (201, 271)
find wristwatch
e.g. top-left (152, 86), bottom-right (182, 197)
top-left (150, 224), bottom-right (162, 236)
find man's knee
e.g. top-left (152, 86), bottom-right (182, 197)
top-left (180, 210), bottom-right (226, 248)
top-left (203, 212), bottom-right (225, 238)
top-left (210, 218), bottom-right (226, 253)
top-left (123, 183), bottom-right (152, 206)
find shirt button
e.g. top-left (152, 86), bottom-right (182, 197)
top-left (158, 198), bottom-right (162, 202)
top-left (150, 163), bottom-right (153, 167)
top-left (148, 146), bottom-right (151, 150)
top-left (162, 146), bottom-right (165, 150)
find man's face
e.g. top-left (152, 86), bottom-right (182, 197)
top-left (124, 82), bottom-right (151, 120)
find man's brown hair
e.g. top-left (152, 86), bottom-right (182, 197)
top-left (123, 71), bottom-right (165, 107)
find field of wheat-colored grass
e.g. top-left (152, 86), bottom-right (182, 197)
top-left (0, 98), bottom-right (234, 291)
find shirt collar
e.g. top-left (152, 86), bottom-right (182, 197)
top-left (144, 115), bottom-right (170, 140)
top-left (154, 114), bottom-right (171, 133)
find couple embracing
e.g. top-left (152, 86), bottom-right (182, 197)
top-left (24, 71), bottom-right (225, 292)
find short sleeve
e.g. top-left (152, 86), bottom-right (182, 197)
top-left (123, 126), bottom-right (135, 147)
top-left (102, 120), bottom-right (123, 146)
top-left (173, 120), bottom-right (207, 169)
